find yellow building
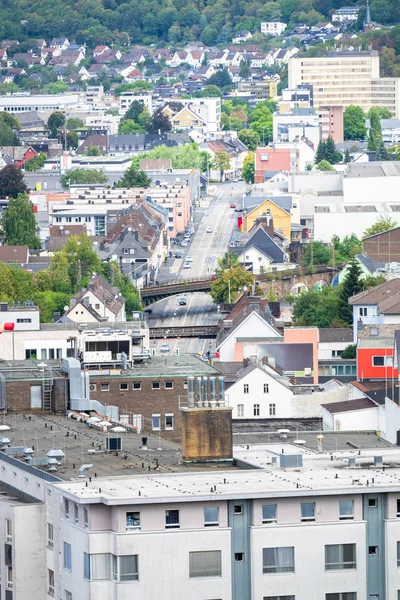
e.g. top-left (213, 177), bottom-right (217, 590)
top-left (163, 106), bottom-right (206, 130)
top-left (244, 199), bottom-right (291, 239)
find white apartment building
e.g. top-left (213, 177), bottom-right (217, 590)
top-left (119, 93), bottom-right (153, 116)
top-left (273, 109), bottom-right (321, 147)
top-left (261, 22), bottom-right (287, 36)
top-left (182, 97), bottom-right (221, 132)
top-left (288, 51), bottom-right (400, 117)
top-left (0, 302), bottom-right (40, 331)
top-left (1, 420), bottom-right (400, 600)
top-left (0, 93), bottom-right (81, 113)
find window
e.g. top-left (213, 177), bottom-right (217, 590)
top-left (152, 414), bottom-right (161, 430)
top-left (326, 594), bottom-right (357, 600)
top-left (269, 403), bottom-right (276, 416)
top-left (5, 518), bottom-right (12, 542)
top-left (64, 498), bottom-right (70, 519)
top-left (235, 552), bottom-right (244, 561)
top-left (264, 383), bottom-right (269, 393)
top-left (49, 349), bottom-right (55, 359)
top-left (368, 498), bottom-right (377, 508)
top-left (264, 597), bottom-right (295, 600)
top-left (243, 384), bottom-right (249, 394)
top-left (165, 381), bottom-right (173, 389)
top-left (74, 503), bottom-right (79, 523)
top-left (133, 382), bottom-right (141, 390)
top-left (397, 499), bottom-right (400, 517)
top-left (65, 592), bottom-right (72, 600)
top-left (64, 542), bottom-right (72, 571)
top-left (263, 547), bottom-right (295, 573)
top-left (397, 541), bottom-right (400, 566)
top-left (84, 552), bottom-right (91, 580)
top-left (237, 404), bottom-right (244, 417)
top-left (254, 404), bottom-right (260, 416)
top-left (359, 307), bottom-right (367, 317)
top-left (17, 318), bottom-right (31, 323)
top-left (166, 509), bottom-right (180, 529)
top-left (152, 381), bottom-right (160, 390)
top-left (101, 383), bottom-right (110, 391)
top-left (262, 504), bottom-right (277, 523)
top-left (301, 502), bottom-right (315, 522)
top-left (47, 569), bottom-right (54, 596)
top-left (339, 500), bottom-right (354, 520)
top-left (234, 504), bottom-right (243, 515)
top-left (47, 522), bottom-right (54, 548)
top-left (84, 507), bottom-right (88, 528)
top-left (165, 414), bottom-right (174, 429)
top-left (41, 349), bottom-right (47, 359)
top-left (126, 511), bottom-right (140, 530)
top-left (372, 356), bottom-right (393, 367)
top-left (57, 348), bottom-right (62, 359)
top-left (120, 383), bottom-right (128, 391)
top-left (204, 507), bottom-right (219, 527)
top-left (25, 349), bottom-right (36, 359)
top-left (112, 555), bottom-right (139, 582)
top-left (325, 544), bottom-right (356, 570)
top-left (189, 551), bottom-right (222, 578)
top-left (369, 546), bottom-right (378, 555)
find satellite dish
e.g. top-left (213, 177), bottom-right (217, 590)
top-left (60, 225), bottom-right (64, 230)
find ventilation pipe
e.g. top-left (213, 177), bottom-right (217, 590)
top-left (196, 377), bottom-right (203, 407)
top-left (218, 376), bottom-right (225, 407)
top-left (203, 376), bottom-right (209, 407)
top-left (187, 376), bottom-right (195, 408)
top-left (209, 377), bottom-right (216, 408)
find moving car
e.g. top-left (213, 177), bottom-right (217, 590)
top-left (144, 306), bottom-right (153, 313)
top-left (206, 227), bottom-right (213, 233)
top-left (181, 240), bottom-right (188, 247)
top-left (174, 251), bottom-right (183, 258)
top-left (177, 297), bottom-right (187, 305)
top-left (186, 256), bottom-right (193, 262)
top-left (230, 203), bottom-right (236, 209)
top-left (160, 343), bottom-right (170, 353)
top-left (183, 261), bottom-right (192, 269)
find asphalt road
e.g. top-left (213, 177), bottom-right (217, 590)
top-left (146, 292), bottom-right (220, 328)
top-left (160, 181), bottom-right (247, 281)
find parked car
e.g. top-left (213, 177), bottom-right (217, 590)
top-left (206, 227), bottom-right (213, 233)
top-left (235, 207), bottom-right (244, 212)
top-left (230, 203), bottom-right (236, 209)
top-left (177, 297), bottom-right (187, 305)
top-left (160, 343), bottom-right (170, 353)
top-left (186, 256), bottom-right (193, 262)
top-left (183, 261), bottom-right (192, 269)
top-left (174, 251), bottom-right (183, 258)
top-left (144, 306), bottom-right (153, 313)
top-left (181, 240), bottom-right (188, 247)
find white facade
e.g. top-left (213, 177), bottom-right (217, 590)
top-left (119, 93), bottom-right (152, 116)
top-left (323, 405), bottom-right (380, 431)
top-left (0, 307), bottom-right (40, 331)
top-left (261, 22), bottom-right (287, 36)
top-left (217, 312), bottom-right (281, 362)
top-left (0, 93), bottom-right (81, 113)
top-left (182, 97), bottom-right (221, 133)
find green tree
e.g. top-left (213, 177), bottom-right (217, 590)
top-left (301, 241), bottom-right (330, 267)
top-left (324, 136), bottom-right (342, 163)
top-left (148, 108), bottom-right (171, 134)
top-left (293, 286), bottom-right (346, 328)
top-left (2, 193), bottom-right (41, 248)
top-left (376, 141), bottom-right (389, 161)
top-left (0, 263), bottom-right (16, 302)
top-left (367, 107), bottom-right (383, 151)
top-left (119, 120), bottom-right (145, 134)
top-left (316, 159), bottom-right (334, 171)
top-left (124, 100), bottom-right (145, 122)
top-left (367, 106), bottom-right (392, 119)
top-left (101, 261), bottom-right (142, 314)
top-left (344, 105), bottom-right (367, 141)
top-left (66, 117), bottom-right (84, 130)
top-left (341, 344), bottom-right (356, 359)
top-left (344, 148), bottom-right (351, 163)
top-left (363, 216), bottom-right (398, 238)
top-left (47, 111), bottom-right (65, 138)
top-left (85, 145), bottom-right (101, 157)
top-left (238, 129), bottom-right (260, 151)
top-left (114, 82), bottom-right (153, 97)
top-left (338, 257), bottom-right (363, 325)
top-left (60, 168), bottom-right (108, 189)
top-left (242, 152), bottom-right (254, 184)
top-left (212, 151), bottom-right (231, 181)
top-left (201, 85), bottom-right (222, 97)
top-left (333, 234), bottom-right (362, 261)
top-left (52, 234), bottom-right (102, 291)
top-left (66, 130), bottom-right (79, 150)
top-left (210, 263), bottom-right (254, 303)
top-left (116, 164), bottom-right (152, 188)
top-left (0, 164), bottom-right (28, 198)
top-left (206, 69), bottom-right (232, 89)
top-left (25, 152), bottom-right (47, 172)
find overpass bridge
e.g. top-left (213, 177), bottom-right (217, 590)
top-left (149, 325), bottom-right (219, 339)
top-left (141, 277), bottom-right (215, 305)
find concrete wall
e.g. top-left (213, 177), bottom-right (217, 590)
top-left (291, 384), bottom-right (350, 418)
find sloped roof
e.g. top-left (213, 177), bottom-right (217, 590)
top-left (319, 328), bottom-right (353, 343)
top-left (349, 279), bottom-right (400, 310)
top-left (74, 275), bottom-right (125, 316)
top-left (240, 226), bottom-right (285, 264)
top-left (321, 398), bottom-right (377, 413)
top-left (0, 245), bottom-right (29, 263)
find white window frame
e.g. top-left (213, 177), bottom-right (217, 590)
top-left (165, 509), bottom-right (180, 529)
top-left (263, 547), bottom-right (295, 574)
top-left (264, 383), bottom-right (269, 393)
top-left (165, 413), bottom-right (174, 430)
top-left (189, 550), bottom-right (222, 578)
top-left (47, 522), bottom-right (54, 548)
top-left (112, 555), bottom-right (139, 582)
top-left (237, 404), bottom-right (244, 417)
top-left (254, 404), bottom-right (260, 416)
top-left (243, 383), bottom-right (249, 394)
top-left (262, 503), bottom-right (277, 523)
top-left (152, 414), bottom-right (161, 431)
top-left (5, 518), bottom-right (12, 542)
top-left (204, 506), bottom-right (219, 527)
top-left (126, 511), bottom-right (141, 531)
top-left (325, 544), bottom-right (356, 570)
top-left (339, 500), bottom-right (354, 520)
top-left (47, 568), bottom-right (53, 596)
top-left (84, 507), bottom-right (88, 528)
top-left (64, 542), bottom-right (72, 571)
top-left (301, 502), bottom-right (316, 522)
top-left (269, 403), bottom-right (276, 416)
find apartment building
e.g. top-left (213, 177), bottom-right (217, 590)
top-left (118, 92), bottom-right (152, 115)
top-left (288, 51), bottom-right (400, 117)
top-left (238, 78), bottom-right (279, 101)
top-left (261, 21), bottom-right (287, 36)
top-left (0, 93), bottom-right (81, 113)
top-left (1, 421), bottom-right (400, 600)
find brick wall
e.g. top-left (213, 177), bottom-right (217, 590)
top-left (364, 228), bottom-right (400, 263)
top-left (181, 408), bottom-right (233, 462)
top-left (3, 377), bottom-right (68, 413)
top-left (89, 375), bottom-right (188, 443)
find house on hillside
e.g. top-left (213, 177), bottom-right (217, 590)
top-left (64, 275), bottom-right (126, 323)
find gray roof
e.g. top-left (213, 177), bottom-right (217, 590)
top-left (243, 194), bottom-right (293, 212)
top-left (356, 253), bottom-right (385, 273)
top-left (346, 162), bottom-right (400, 178)
top-left (240, 227), bottom-right (285, 264)
top-left (318, 328), bottom-right (353, 343)
top-left (321, 398), bottom-right (377, 413)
